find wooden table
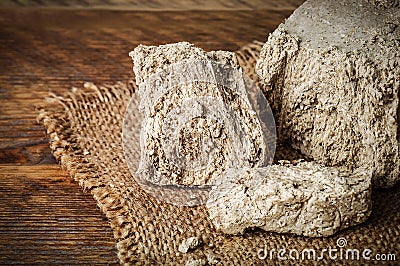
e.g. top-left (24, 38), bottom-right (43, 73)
top-left (0, 2), bottom-right (303, 264)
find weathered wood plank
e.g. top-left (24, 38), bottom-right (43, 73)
top-left (0, 164), bottom-right (118, 265)
top-left (0, 6), bottom-right (303, 264)
top-left (0, 0), bottom-right (304, 11)
top-left (0, 9), bottom-right (299, 164)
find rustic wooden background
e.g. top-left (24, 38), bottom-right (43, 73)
top-left (0, 1), bottom-right (304, 264)
top-left (0, 0), bottom-right (303, 10)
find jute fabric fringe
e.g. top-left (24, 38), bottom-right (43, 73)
top-left (37, 42), bottom-right (400, 265)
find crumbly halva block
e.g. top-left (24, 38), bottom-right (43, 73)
top-left (130, 42), bottom-right (239, 88)
top-left (178, 237), bottom-right (201, 254)
top-left (185, 259), bottom-right (206, 266)
top-left (256, 0), bottom-right (400, 188)
top-left (129, 42), bottom-right (269, 186)
top-left (206, 161), bottom-right (372, 237)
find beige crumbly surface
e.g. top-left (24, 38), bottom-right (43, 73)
top-left (130, 42), bottom-right (240, 88)
top-left (185, 258), bottom-right (206, 266)
top-left (178, 237), bottom-right (201, 254)
top-left (256, 0), bottom-right (400, 188)
top-left (206, 161), bottom-right (372, 237)
top-left (38, 41), bottom-right (400, 264)
top-left (129, 42), bottom-right (268, 186)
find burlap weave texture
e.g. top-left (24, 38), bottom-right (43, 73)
top-left (37, 42), bottom-right (400, 265)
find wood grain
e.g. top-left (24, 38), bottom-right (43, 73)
top-left (0, 0), bottom-right (304, 11)
top-left (0, 165), bottom-right (118, 265)
top-left (0, 4), bottom-right (303, 264)
top-left (0, 8), bottom-right (301, 164)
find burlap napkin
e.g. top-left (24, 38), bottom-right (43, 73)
top-left (37, 42), bottom-right (400, 265)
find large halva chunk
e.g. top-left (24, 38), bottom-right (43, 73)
top-left (206, 161), bottom-right (372, 237)
top-left (256, 0), bottom-right (400, 188)
top-left (130, 42), bottom-right (269, 186)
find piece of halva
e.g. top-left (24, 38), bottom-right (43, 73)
top-left (130, 42), bottom-right (272, 186)
top-left (206, 161), bottom-right (371, 237)
top-left (256, 0), bottom-right (400, 188)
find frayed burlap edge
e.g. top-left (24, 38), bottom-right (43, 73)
top-left (37, 81), bottom-right (136, 239)
top-left (37, 42), bottom-right (400, 265)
